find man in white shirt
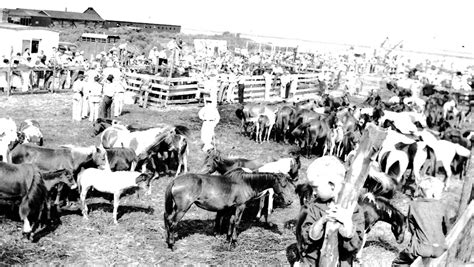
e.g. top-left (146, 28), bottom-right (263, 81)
top-left (198, 102), bottom-right (220, 152)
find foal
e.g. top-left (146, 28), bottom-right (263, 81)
top-left (78, 168), bottom-right (151, 224)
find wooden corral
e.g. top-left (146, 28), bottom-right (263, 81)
top-left (123, 72), bottom-right (325, 107)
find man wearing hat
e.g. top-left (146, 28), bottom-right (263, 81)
top-left (198, 101), bottom-right (220, 152)
top-left (102, 74), bottom-right (116, 119)
top-left (72, 74), bottom-right (85, 121)
top-left (88, 75), bottom-right (103, 122)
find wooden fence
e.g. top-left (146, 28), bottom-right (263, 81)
top-left (123, 72), bottom-right (324, 107)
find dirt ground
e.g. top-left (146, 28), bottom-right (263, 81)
top-left (0, 92), bottom-right (470, 266)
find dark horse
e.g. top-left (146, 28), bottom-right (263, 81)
top-left (200, 148), bottom-right (263, 174)
top-left (0, 163), bottom-right (76, 241)
top-left (10, 143), bottom-right (107, 208)
top-left (164, 168), bottom-right (295, 249)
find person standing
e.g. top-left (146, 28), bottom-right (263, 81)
top-left (102, 74), bottom-right (116, 119)
top-left (88, 75), bottom-right (103, 122)
top-left (113, 76), bottom-right (126, 117)
top-left (198, 102), bottom-right (220, 152)
top-left (237, 71), bottom-right (246, 104)
top-left (72, 74), bottom-right (85, 121)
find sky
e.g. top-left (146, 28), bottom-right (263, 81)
top-left (3, 0), bottom-right (473, 53)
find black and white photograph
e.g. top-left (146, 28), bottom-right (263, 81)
top-left (0, 0), bottom-right (472, 266)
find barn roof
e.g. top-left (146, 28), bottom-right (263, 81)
top-left (42, 9), bottom-right (104, 21)
top-left (6, 8), bottom-right (49, 17)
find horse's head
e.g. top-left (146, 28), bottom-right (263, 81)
top-left (288, 155), bottom-right (301, 181)
top-left (93, 146), bottom-right (109, 170)
top-left (200, 148), bottom-right (219, 174)
top-left (135, 172), bottom-right (152, 194)
top-left (92, 120), bottom-right (111, 136)
top-left (273, 173), bottom-right (294, 207)
top-left (295, 183), bottom-right (313, 206)
top-left (392, 211), bottom-right (407, 244)
top-left (58, 169), bottom-right (77, 189)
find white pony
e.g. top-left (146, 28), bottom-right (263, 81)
top-left (0, 118), bottom-right (18, 162)
top-left (78, 168), bottom-right (151, 224)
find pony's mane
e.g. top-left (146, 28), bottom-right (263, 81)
top-left (205, 149), bottom-right (237, 166)
top-left (127, 125), bottom-right (157, 132)
top-left (225, 168), bottom-right (282, 186)
top-left (20, 172), bottom-right (48, 221)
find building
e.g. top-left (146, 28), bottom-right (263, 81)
top-left (0, 23), bottom-right (59, 58)
top-left (81, 33), bottom-right (120, 44)
top-left (1, 7), bottom-right (180, 33)
top-left (103, 20), bottom-right (180, 33)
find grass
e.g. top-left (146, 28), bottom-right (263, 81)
top-left (0, 92), bottom-right (470, 266)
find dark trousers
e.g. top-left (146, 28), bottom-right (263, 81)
top-left (102, 96), bottom-right (113, 118)
top-left (238, 83), bottom-right (245, 104)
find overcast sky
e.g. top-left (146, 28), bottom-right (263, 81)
top-left (3, 0), bottom-right (472, 53)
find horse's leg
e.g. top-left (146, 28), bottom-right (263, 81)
top-left (113, 191), bottom-right (121, 224)
top-left (175, 153), bottom-right (182, 178)
top-left (442, 159), bottom-right (452, 190)
top-left (266, 123), bottom-right (274, 142)
top-left (256, 195), bottom-right (265, 221)
top-left (230, 204), bottom-right (246, 246)
top-left (164, 197), bottom-right (193, 249)
top-left (356, 232), bottom-right (368, 261)
top-left (130, 160), bottom-right (137, 172)
top-left (266, 189), bottom-right (275, 224)
top-left (19, 200), bottom-right (32, 240)
top-left (80, 186), bottom-right (90, 220)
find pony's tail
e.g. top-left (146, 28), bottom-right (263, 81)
top-left (164, 179), bottom-right (176, 216)
top-left (173, 125), bottom-right (191, 137)
top-left (455, 144), bottom-right (471, 158)
top-left (19, 171), bottom-right (48, 223)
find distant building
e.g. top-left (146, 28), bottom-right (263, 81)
top-left (0, 22), bottom-right (59, 58)
top-left (1, 7), bottom-right (180, 33)
top-left (81, 33), bottom-right (120, 44)
top-left (103, 20), bottom-right (180, 33)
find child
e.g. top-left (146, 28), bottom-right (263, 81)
top-left (392, 177), bottom-right (451, 266)
top-left (295, 156), bottom-right (364, 267)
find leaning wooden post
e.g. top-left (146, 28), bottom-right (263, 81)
top-left (319, 124), bottom-right (387, 266)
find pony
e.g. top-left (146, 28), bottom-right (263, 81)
top-left (356, 193), bottom-right (407, 260)
top-left (78, 168), bottom-right (152, 224)
top-left (164, 168), bottom-right (294, 249)
top-left (255, 156), bottom-right (301, 222)
top-left (18, 119), bottom-right (43, 146)
top-left (275, 105), bottom-right (297, 143)
top-left (10, 144), bottom-right (108, 208)
top-left (0, 117), bottom-right (18, 162)
top-left (10, 143), bottom-right (108, 175)
top-left (235, 104), bottom-right (278, 137)
top-left (0, 163), bottom-right (76, 240)
top-left (106, 148), bottom-right (137, 171)
top-left (98, 122), bottom-right (180, 157)
top-left (134, 125), bottom-right (190, 180)
top-left (256, 114), bottom-right (271, 143)
top-left (200, 148), bottom-right (263, 174)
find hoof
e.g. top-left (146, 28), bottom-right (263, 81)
top-left (22, 232), bottom-right (32, 240)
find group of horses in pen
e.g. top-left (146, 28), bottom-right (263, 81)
top-left (0, 79), bottom-right (472, 260)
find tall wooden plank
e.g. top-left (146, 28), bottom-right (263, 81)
top-left (319, 124), bottom-right (387, 266)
